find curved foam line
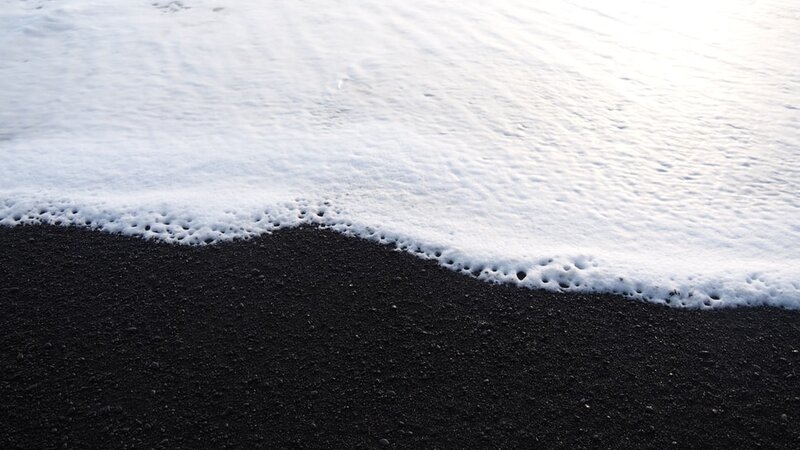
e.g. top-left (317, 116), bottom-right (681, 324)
top-left (2, 199), bottom-right (798, 310)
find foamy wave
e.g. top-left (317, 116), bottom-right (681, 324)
top-left (2, 0), bottom-right (799, 309)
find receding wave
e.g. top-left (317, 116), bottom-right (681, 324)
top-left (1, 0), bottom-right (799, 308)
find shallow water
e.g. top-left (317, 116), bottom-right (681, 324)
top-left (1, 0), bottom-right (799, 307)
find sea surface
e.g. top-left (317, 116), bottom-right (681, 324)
top-left (1, 0), bottom-right (799, 307)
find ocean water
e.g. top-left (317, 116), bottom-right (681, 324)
top-left (1, 0), bottom-right (799, 308)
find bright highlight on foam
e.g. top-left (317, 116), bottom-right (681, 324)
top-left (1, 0), bottom-right (799, 309)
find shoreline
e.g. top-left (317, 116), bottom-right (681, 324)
top-left (2, 224), bottom-right (799, 448)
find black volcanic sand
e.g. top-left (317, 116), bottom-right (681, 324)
top-left (1, 225), bottom-right (799, 449)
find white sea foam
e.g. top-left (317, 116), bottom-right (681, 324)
top-left (2, 0), bottom-right (799, 308)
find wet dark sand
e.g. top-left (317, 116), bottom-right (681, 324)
top-left (1, 225), bottom-right (799, 448)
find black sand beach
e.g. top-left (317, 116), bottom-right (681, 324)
top-left (1, 225), bottom-right (799, 448)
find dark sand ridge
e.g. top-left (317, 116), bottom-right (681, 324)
top-left (1, 225), bottom-right (799, 448)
